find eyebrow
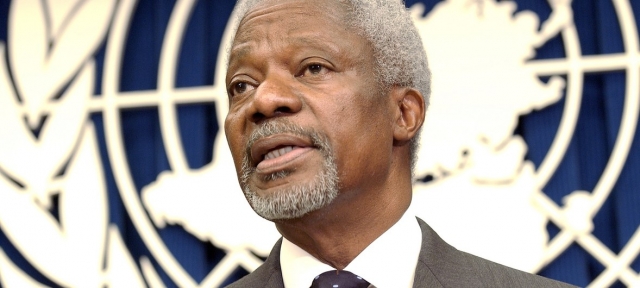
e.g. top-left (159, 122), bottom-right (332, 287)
top-left (293, 35), bottom-right (340, 53)
top-left (230, 44), bottom-right (252, 61)
top-left (230, 33), bottom-right (342, 63)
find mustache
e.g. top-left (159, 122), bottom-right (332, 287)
top-left (244, 120), bottom-right (331, 161)
top-left (240, 120), bottom-right (333, 186)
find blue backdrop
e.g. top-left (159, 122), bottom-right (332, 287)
top-left (0, 0), bottom-right (639, 287)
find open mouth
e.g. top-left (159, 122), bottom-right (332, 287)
top-left (250, 134), bottom-right (315, 172)
top-left (263, 145), bottom-right (296, 160)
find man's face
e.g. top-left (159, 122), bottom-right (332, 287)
top-left (224, 0), bottom-right (396, 220)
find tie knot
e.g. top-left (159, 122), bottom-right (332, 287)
top-left (310, 270), bottom-right (371, 288)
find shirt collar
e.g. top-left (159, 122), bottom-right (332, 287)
top-left (280, 208), bottom-right (422, 288)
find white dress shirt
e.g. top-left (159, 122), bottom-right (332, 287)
top-left (280, 208), bottom-right (422, 288)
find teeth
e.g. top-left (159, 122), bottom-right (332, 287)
top-left (264, 146), bottom-right (294, 160)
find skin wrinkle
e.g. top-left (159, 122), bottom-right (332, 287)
top-left (225, 0), bottom-right (426, 270)
top-left (229, 0), bottom-right (431, 172)
top-left (229, 37), bottom-right (349, 79)
top-left (231, 3), bottom-right (345, 65)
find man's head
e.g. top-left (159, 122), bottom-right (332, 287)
top-left (224, 0), bottom-right (429, 221)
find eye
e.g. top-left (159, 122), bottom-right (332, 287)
top-left (229, 81), bottom-right (256, 97)
top-left (308, 64), bottom-right (324, 74)
top-left (300, 63), bottom-right (330, 77)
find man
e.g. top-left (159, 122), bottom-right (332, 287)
top-left (224, 0), bottom-right (574, 287)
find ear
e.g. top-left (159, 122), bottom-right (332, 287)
top-left (391, 87), bottom-right (425, 145)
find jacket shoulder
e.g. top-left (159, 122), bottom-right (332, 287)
top-left (455, 250), bottom-right (575, 287)
top-left (415, 217), bottom-right (575, 288)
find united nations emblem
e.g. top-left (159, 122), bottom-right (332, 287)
top-left (0, 0), bottom-right (639, 287)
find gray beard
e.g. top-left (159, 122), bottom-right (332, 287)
top-left (240, 121), bottom-right (339, 220)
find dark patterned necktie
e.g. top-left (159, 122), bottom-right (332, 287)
top-left (310, 270), bottom-right (371, 288)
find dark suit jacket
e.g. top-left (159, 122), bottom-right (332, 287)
top-left (226, 218), bottom-right (575, 287)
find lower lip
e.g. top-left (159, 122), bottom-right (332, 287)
top-left (256, 147), bottom-right (314, 172)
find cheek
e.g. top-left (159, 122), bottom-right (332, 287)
top-left (224, 114), bottom-right (246, 164)
top-left (337, 98), bottom-right (393, 160)
top-left (327, 103), bottom-right (383, 159)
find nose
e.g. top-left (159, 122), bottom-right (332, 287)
top-left (247, 74), bottom-right (302, 123)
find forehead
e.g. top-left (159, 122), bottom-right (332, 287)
top-left (230, 0), bottom-right (356, 57)
top-left (239, 0), bottom-right (348, 29)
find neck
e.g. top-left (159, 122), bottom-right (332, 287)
top-left (274, 173), bottom-right (412, 270)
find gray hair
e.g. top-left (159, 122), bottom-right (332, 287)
top-left (229, 0), bottom-right (431, 173)
top-left (240, 121), bottom-right (339, 220)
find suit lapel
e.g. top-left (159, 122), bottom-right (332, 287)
top-left (413, 217), bottom-right (486, 288)
top-left (413, 262), bottom-right (445, 288)
top-left (261, 238), bottom-right (286, 288)
top-left (413, 218), bottom-right (445, 288)
top-left (265, 270), bottom-right (284, 288)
